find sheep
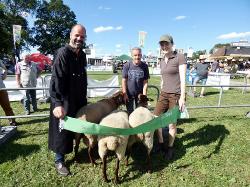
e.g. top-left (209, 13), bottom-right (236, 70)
top-left (75, 91), bottom-right (124, 165)
top-left (126, 94), bottom-right (155, 173)
top-left (98, 110), bottom-right (130, 184)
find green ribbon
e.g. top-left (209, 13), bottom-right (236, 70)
top-left (63, 106), bottom-right (180, 136)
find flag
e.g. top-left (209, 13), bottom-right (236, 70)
top-left (139, 31), bottom-right (147, 47)
top-left (13, 25), bottom-right (22, 45)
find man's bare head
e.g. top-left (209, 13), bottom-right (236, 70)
top-left (69, 24), bottom-right (86, 49)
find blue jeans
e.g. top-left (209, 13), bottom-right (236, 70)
top-left (23, 89), bottom-right (37, 112)
top-left (126, 97), bottom-right (139, 115)
top-left (193, 76), bottom-right (207, 85)
top-left (55, 153), bottom-right (65, 163)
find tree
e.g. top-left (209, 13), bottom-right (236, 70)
top-left (0, 0), bottom-right (39, 58)
top-left (3, 0), bottom-right (39, 16)
top-left (31, 0), bottom-right (77, 55)
top-left (209, 43), bottom-right (230, 54)
top-left (191, 50), bottom-right (206, 60)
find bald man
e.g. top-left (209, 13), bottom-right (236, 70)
top-left (48, 24), bottom-right (88, 176)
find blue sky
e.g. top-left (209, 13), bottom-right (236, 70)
top-left (35, 0), bottom-right (250, 56)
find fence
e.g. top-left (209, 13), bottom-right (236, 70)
top-left (0, 73), bottom-right (250, 120)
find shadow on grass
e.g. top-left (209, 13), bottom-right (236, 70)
top-left (204, 91), bottom-right (220, 96)
top-left (16, 130), bottom-right (48, 139)
top-left (19, 117), bottom-right (49, 125)
top-left (175, 124), bottom-right (230, 169)
top-left (0, 131), bottom-right (40, 164)
top-left (122, 124), bottom-right (230, 180)
top-left (178, 118), bottom-right (197, 125)
top-left (70, 145), bottom-right (100, 165)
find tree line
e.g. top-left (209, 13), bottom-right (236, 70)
top-left (0, 0), bottom-right (77, 59)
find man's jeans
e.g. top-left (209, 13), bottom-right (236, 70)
top-left (23, 89), bottom-right (37, 112)
top-left (55, 153), bottom-right (65, 163)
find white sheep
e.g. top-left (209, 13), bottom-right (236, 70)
top-left (126, 94), bottom-right (155, 173)
top-left (75, 91), bottom-right (124, 165)
top-left (98, 110), bottom-right (130, 184)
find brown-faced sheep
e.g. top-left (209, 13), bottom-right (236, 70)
top-left (126, 94), bottom-right (155, 173)
top-left (75, 91), bottom-right (124, 165)
top-left (98, 110), bottom-right (130, 184)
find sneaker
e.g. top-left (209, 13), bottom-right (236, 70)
top-left (164, 147), bottom-right (174, 160)
top-left (25, 111), bottom-right (30, 115)
top-left (55, 162), bottom-right (70, 176)
top-left (200, 95), bottom-right (205, 98)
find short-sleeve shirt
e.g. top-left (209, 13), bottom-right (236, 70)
top-left (15, 61), bottom-right (40, 87)
top-left (160, 52), bottom-right (186, 94)
top-left (122, 61), bottom-right (149, 97)
top-left (194, 63), bottom-right (210, 79)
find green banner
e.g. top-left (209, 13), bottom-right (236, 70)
top-left (63, 107), bottom-right (180, 136)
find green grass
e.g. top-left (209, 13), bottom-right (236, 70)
top-left (0, 72), bottom-right (250, 187)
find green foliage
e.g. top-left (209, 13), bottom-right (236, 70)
top-left (115, 54), bottom-right (132, 61)
top-left (0, 0), bottom-right (38, 57)
top-left (191, 50), bottom-right (206, 60)
top-left (3, 0), bottom-right (39, 16)
top-left (31, 0), bottom-right (77, 55)
top-left (209, 43), bottom-right (231, 54)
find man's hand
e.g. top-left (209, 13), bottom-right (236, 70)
top-left (53, 106), bottom-right (65, 119)
top-left (123, 92), bottom-right (129, 104)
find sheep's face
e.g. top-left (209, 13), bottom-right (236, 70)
top-left (112, 91), bottom-right (125, 106)
top-left (138, 94), bottom-right (149, 107)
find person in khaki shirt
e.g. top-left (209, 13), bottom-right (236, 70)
top-left (153, 34), bottom-right (187, 160)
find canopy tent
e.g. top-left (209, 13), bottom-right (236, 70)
top-left (29, 53), bottom-right (52, 70)
top-left (210, 46), bottom-right (250, 60)
top-left (115, 54), bottom-right (132, 61)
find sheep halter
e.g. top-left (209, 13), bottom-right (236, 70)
top-left (62, 106), bottom-right (180, 136)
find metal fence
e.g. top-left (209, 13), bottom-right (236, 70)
top-left (0, 73), bottom-right (250, 120)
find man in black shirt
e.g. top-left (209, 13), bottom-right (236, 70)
top-left (48, 24), bottom-right (88, 176)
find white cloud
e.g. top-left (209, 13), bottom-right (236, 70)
top-left (116, 44), bottom-right (122, 48)
top-left (174, 16), bottom-right (186, 20)
top-left (94, 26), bottom-right (123, 33)
top-left (116, 26), bottom-right (123, 30)
top-left (94, 26), bottom-right (113, 33)
top-left (98, 6), bottom-right (111, 10)
top-left (217, 32), bottom-right (250, 39)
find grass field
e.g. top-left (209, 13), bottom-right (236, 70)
top-left (0, 72), bottom-right (250, 187)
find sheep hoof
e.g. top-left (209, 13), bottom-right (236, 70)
top-left (148, 169), bottom-right (152, 174)
top-left (91, 161), bottom-right (98, 166)
top-left (104, 178), bottom-right (111, 183)
top-left (73, 156), bottom-right (80, 163)
top-left (114, 178), bottom-right (120, 184)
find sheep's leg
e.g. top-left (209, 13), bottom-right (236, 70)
top-left (146, 153), bottom-right (152, 173)
top-left (74, 133), bottom-right (81, 161)
top-left (102, 154), bottom-right (110, 183)
top-left (114, 158), bottom-right (120, 184)
top-left (125, 148), bottom-right (131, 166)
top-left (88, 146), bottom-right (97, 165)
